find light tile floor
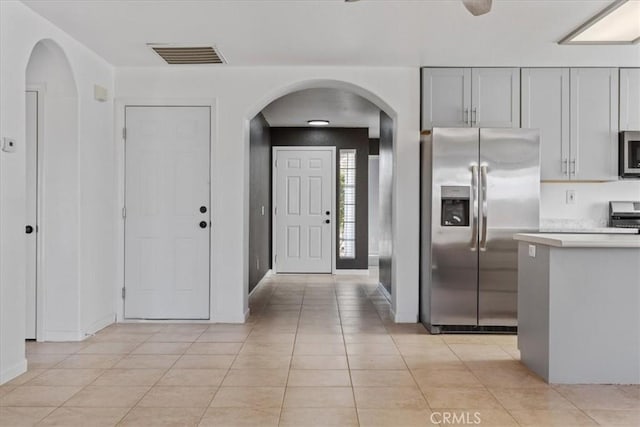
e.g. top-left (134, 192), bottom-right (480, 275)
top-left (1, 272), bottom-right (638, 426)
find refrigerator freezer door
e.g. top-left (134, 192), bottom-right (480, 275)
top-left (431, 128), bottom-right (480, 326)
top-left (478, 128), bottom-right (540, 326)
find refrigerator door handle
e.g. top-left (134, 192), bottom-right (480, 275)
top-left (470, 163), bottom-right (479, 251)
top-left (480, 163), bottom-right (488, 251)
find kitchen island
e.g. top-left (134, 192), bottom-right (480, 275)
top-left (514, 233), bottom-right (640, 384)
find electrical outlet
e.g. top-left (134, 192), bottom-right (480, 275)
top-left (566, 190), bottom-right (576, 204)
top-left (261, 205), bottom-right (265, 216)
top-left (528, 244), bottom-right (536, 258)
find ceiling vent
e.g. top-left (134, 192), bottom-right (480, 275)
top-left (150, 46), bottom-right (226, 65)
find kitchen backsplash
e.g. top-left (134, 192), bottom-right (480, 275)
top-left (541, 181), bottom-right (640, 227)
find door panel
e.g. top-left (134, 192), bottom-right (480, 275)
top-left (422, 68), bottom-right (471, 129)
top-left (521, 68), bottom-right (570, 181)
top-left (25, 91), bottom-right (38, 339)
top-left (430, 128), bottom-right (479, 326)
top-left (478, 128), bottom-right (540, 326)
top-left (570, 68), bottom-right (619, 180)
top-left (620, 68), bottom-right (640, 131)
top-left (275, 149), bottom-right (333, 273)
top-left (472, 68), bottom-right (520, 128)
top-left (125, 106), bottom-right (210, 319)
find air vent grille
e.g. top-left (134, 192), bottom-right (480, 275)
top-left (151, 46), bottom-right (225, 65)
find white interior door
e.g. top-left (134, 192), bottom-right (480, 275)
top-left (125, 106), bottom-right (210, 319)
top-left (274, 148), bottom-right (334, 273)
top-left (25, 90), bottom-right (38, 339)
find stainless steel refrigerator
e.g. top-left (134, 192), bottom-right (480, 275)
top-left (420, 128), bottom-right (540, 333)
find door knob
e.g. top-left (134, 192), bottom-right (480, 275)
top-left (25, 225), bottom-right (34, 234)
top-left (325, 219), bottom-right (330, 224)
top-left (200, 206), bottom-right (207, 214)
top-left (199, 221), bottom-right (208, 229)
top-left (325, 211), bottom-right (330, 215)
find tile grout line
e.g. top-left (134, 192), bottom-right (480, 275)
top-left (276, 276), bottom-right (303, 427)
top-left (335, 277), bottom-right (362, 427)
top-left (114, 326), bottom-right (207, 426)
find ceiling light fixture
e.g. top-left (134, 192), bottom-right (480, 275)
top-left (462, 0), bottom-right (492, 17)
top-left (559, 0), bottom-right (640, 45)
top-left (345, 0), bottom-right (493, 16)
top-left (307, 120), bottom-right (330, 126)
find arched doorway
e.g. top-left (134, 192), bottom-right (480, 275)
top-left (25, 39), bottom-right (79, 341)
top-left (245, 80), bottom-right (395, 309)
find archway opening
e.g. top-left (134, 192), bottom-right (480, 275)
top-left (245, 82), bottom-right (395, 315)
top-left (25, 39), bottom-right (79, 341)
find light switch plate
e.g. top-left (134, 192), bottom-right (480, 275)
top-left (528, 244), bottom-right (536, 258)
top-left (1, 137), bottom-right (17, 153)
top-left (566, 190), bottom-right (576, 204)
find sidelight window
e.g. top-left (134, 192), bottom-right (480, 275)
top-left (339, 149), bottom-right (356, 259)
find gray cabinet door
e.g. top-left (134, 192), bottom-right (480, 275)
top-left (570, 68), bottom-right (619, 181)
top-left (522, 68), bottom-right (570, 181)
top-left (472, 68), bottom-right (520, 128)
top-left (620, 68), bottom-right (640, 131)
top-left (421, 68), bottom-right (471, 129)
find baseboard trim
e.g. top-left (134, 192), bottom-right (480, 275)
top-left (83, 313), bottom-right (115, 338)
top-left (334, 269), bottom-right (369, 275)
top-left (0, 359), bottom-right (27, 385)
top-left (377, 282), bottom-right (391, 302)
top-left (43, 330), bottom-right (85, 342)
top-left (393, 310), bottom-right (419, 323)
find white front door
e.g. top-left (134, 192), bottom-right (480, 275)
top-left (274, 148), bottom-right (334, 273)
top-left (25, 90), bottom-right (38, 339)
top-left (124, 106), bottom-right (210, 319)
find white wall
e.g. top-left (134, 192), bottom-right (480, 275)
top-left (115, 67), bottom-right (421, 324)
top-left (0, 1), bottom-right (115, 383)
top-left (542, 182), bottom-right (640, 226)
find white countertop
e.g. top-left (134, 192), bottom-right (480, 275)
top-left (514, 233), bottom-right (640, 248)
top-left (538, 227), bottom-right (638, 234)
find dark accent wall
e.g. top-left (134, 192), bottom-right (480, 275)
top-left (369, 138), bottom-right (380, 155)
top-left (379, 112), bottom-right (394, 295)
top-left (271, 127), bottom-right (369, 270)
top-left (249, 113), bottom-right (272, 293)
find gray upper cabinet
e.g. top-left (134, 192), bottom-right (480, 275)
top-left (570, 68), bottom-right (619, 181)
top-left (422, 68), bottom-right (471, 129)
top-left (421, 67), bottom-right (519, 130)
top-left (522, 67), bottom-right (619, 181)
top-left (522, 68), bottom-right (570, 181)
top-left (471, 68), bottom-right (520, 128)
top-left (620, 68), bottom-right (640, 131)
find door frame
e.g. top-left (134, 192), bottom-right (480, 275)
top-left (272, 146), bottom-right (336, 274)
top-left (26, 85), bottom-right (46, 341)
top-left (114, 99), bottom-right (216, 322)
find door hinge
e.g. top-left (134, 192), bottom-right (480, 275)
top-left (121, 287), bottom-right (126, 299)
top-left (122, 207), bottom-right (126, 218)
top-left (274, 255), bottom-right (277, 266)
top-left (275, 159), bottom-right (278, 168)
top-left (122, 127), bottom-right (127, 140)
top-left (274, 206), bottom-right (277, 216)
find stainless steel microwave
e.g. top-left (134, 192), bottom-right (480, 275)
top-left (620, 131), bottom-right (640, 178)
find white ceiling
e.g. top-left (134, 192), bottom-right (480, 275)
top-left (261, 88), bottom-right (381, 137)
top-left (22, 0), bottom-right (640, 67)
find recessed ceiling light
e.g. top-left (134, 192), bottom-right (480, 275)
top-left (559, 0), bottom-right (640, 45)
top-left (307, 120), bottom-right (330, 126)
